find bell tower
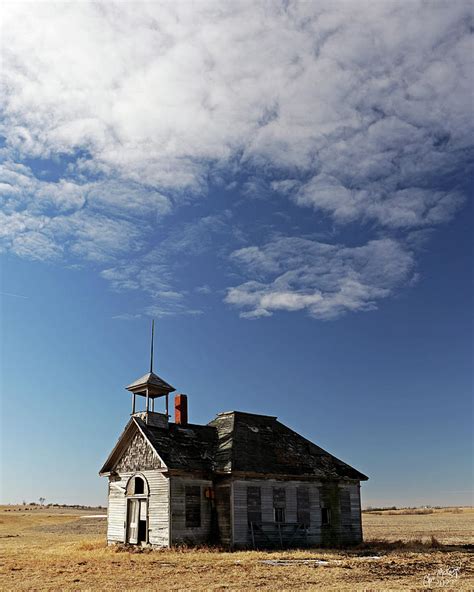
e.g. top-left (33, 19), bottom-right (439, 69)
top-left (126, 320), bottom-right (175, 427)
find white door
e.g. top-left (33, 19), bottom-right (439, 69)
top-left (127, 499), bottom-right (139, 544)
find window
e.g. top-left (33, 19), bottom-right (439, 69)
top-left (126, 475), bottom-right (148, 496)
top-left (185, 485), bottom-right (201, 528)
top-left (297, 487), bottom-right (310, 527)
top-left (321, 507), bottom-right (331, 526)
top-left (247, 486), bottom-right (262, 524)
top-left (274, 507), bottom-right (286, 523)
top-left (273, 487), bottom-right (286, 523)
top-left (134, 476), bottom-right (145, 495)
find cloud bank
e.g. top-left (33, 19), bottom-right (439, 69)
top-left (1, 1), bottom-right (472, 318)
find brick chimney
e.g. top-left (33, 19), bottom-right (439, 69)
top-left (174, 394), bottom-right (188, 426)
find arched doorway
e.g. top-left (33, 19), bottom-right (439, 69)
top-left (126, 474), bottom-right (149, 545)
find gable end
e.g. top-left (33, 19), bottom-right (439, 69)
top-left (116, 430), bottom-right (163, 472)
top-left (99, 418), bottom-right (167, 475)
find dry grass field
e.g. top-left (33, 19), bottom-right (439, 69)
top-left (0, 505), bottom-right (472, 591)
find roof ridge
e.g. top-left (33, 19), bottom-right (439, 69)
top-left (216, 410), bottom-right (278, 419)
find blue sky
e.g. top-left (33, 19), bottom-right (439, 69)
top-left (1, 1), bottom-right (472, 507)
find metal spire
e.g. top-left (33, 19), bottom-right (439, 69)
top-left (150, 319), bottom-right (155, 374)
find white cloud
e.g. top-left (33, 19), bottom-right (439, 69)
top-left (112, 313), bottom-right (142, 321)
top-left (227, 237), bottom-right (416, 319)
top-left (292, 176), bottom-right (464, 228)
top-left (195, 285), bottom-right (212, 295)
top-left (0, 1), bottom-right (471, 318)
top-left (2, 2), bottom-right (471, 205)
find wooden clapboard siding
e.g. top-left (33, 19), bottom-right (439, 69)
top-left (107, 470), bottom-right (170, 547)
top-left (145, 470), bottom-right (170, 547)
top-left (319, 482), bottom-right (362, 545)
top-left (231, 479), bottom-right (364, 547)
top-left (232, 479), bottom-right (322, 546)
top-left (349, 483), bottom-right (362, 542)
top-left (107, 473), bottom-right (362, 548)
top-left (107, 474), bottom-right (128, 543)
top-left (169, 476), bottom-right (213, 545)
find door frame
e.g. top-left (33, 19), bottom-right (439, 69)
top-left (126, 496), bottom-right (149, 544)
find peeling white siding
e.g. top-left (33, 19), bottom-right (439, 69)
top-left (106, 470), bottom-right (170, 547)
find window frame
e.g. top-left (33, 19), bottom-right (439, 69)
top-left (185, 484), bottom-right (201, 528)
top-left (247, 486), bottom-right (262, 525)
top-left (273, 487), bottom-right (286, 524)
top-left (274, 507), bottom-right (286, 523)
top-left (296, 486), bottom-right (311, 528)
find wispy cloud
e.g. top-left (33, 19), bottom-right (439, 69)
top-left (0, 291), bottom-right (29, 299)
top-left (227, 237), bottom-right (416, 319)
top-left (101, 211), bottom-right (233, 316)
top-left (112, 313), bottom-right (142, 321)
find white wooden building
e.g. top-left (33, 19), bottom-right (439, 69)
top-left (100, 368), bottom-right (368, 549)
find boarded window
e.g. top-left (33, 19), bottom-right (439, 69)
top-left (297, 487), bottom-right (310, 527)
top-left (273, 487), bottom-right (286, 523)
top-left (321, 507), bottom-right (331, 526)
top-left (340, 489), bottom-right (351, 527)
top-left (247, 486), bottom-right (261, 524)
top-left (185, 485), bottom-right (201, 528)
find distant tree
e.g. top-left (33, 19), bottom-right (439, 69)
top-left (39, 497), bottom-right (46, 506)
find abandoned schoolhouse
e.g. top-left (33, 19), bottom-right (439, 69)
top-left (100, 350), bottom-right (368, 549)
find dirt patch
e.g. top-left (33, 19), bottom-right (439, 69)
top-left (30, 518), bottom-right (107, 536)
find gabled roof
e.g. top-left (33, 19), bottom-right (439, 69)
top-left (100, 411), bottom-right (368, 481)
top-left (126, 371), bottom-right (175, 396)
top-left (99, 416), bottom-right (216, 475)
top-left (137, 417), bottom-right (216, 473)
top-left (208, 411), bottom-right (368, 481)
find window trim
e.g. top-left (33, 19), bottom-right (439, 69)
top-left (247, 485), bottom-right (262, 525)
top-left (274, 507), bottom-right (286, 523)
top-left (297, 486), bottom-right (311, 528)
top-left (185, 484), bottom-right (201, 528)
top-left (273, 487), bottom-right (286, 523)
top-left (125, 473), bottom-right (149, 497)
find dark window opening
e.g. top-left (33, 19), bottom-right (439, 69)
top-left (274, 507), bottom-right (286, 523)
top-left (297, 487), bottom-right (310, 527)
top-left (273, 487), bottom-right (286, 523)
top-left (134, 477), bottom-right (145, 495)
top-left (247, 486), bottom-right (262, 524)
top-left (185, 485), bottom-right (201, 528)
top-left (321, 507), bottom-right (331, 526)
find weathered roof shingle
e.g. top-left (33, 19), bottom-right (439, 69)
top-left (137, 417), bottom-right (216, 473)
top-left (208, 411), bottom-right (368, 481)
top-left (101, 410), bottom-right (368, 481)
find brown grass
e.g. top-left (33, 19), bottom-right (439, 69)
top-left (0, 505), bottom-right (472, 591)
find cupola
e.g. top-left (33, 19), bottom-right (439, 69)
top-left (126, 321), bottom-right (175, 426)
